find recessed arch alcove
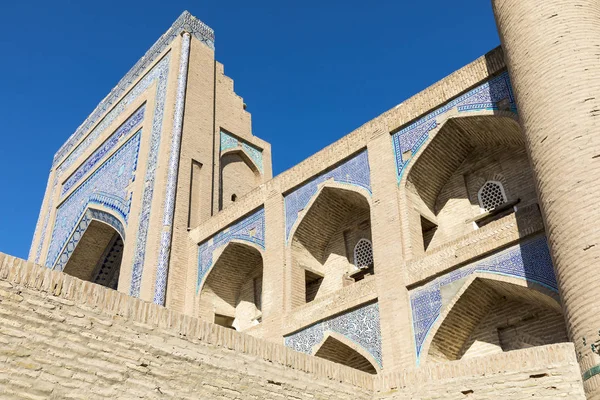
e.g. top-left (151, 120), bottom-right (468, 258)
top-left (421, 274), bottom-right (568, 364)
top-left (313, 332), bottom-right (380, 374)
top-left (288, 183), bottom-right (373, 307)
top-left (403, 112), bottom-right (538, 255)
top-left (198, 241), bottom-right (264, 331)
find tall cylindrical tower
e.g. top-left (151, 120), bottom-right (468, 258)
top-left (492, 0), bottom-right (600, 397)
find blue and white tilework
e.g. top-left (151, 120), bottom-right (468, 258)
top-left (154, 32), bottom-right (191, 305)
top-left (61, 106), bottom-right (145, 197)
top-left (392, 72), bottom-right (516, 180)
top-left (284, 302), bottom-right (383, 368)
top-left (197, 208), bottom-right (265, 291)
top-left (409, 235), bottom-right (557, 363)
top-left (284, 150), bottom-right (371, 241)
top-left (220, 130), bottom-right (264, 173)
top-left (54, 208), bottom-right (126, 272)
top-left (47, 132), bottom-right (141, 268)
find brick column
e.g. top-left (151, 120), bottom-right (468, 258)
top-left (259, 191), bottom-right (286, 341)
top-left (368, 129), bottom-right (414, 370)
top-left (492, 1), bottom-right (600, 396)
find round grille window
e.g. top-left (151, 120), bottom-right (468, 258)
top-left (477, 181), bottom-right (507, 212)
top-left (354, 239), bottom-right (373, 269)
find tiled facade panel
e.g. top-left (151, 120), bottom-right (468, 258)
top-left (197, 208), bottom-right (265, 291)
top-left (46, 132), bottom-right (141, 269)
top-left (392, 72), bottom-right (516, 179)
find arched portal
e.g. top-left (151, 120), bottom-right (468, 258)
top-left (424, 276), bottom-right (568, 364)
top-left (198, 242), bottom-right (264, 331)
top-left (62, 220), bottom-right (124, 290)
top-left (290, 184), bottom-right (372, 307)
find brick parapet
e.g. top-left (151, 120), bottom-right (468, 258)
top-left (407, 203), bottom-right (544, 286)
top-left (282, 276), bottom-right (377, 335)
top-left (375, 343), bottom-right (583, 396)
top-left (0, 252), bottom-right (375, 391)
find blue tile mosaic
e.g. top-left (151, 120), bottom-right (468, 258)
top-left (61, 106), bottom-right (145, 197)
top-left (197, 208), bottom-right (265, 291)
top-left (54, 208), bottom-right (126, 272)
top-left (409, 235), bottom-right (557, 363)
top-left (220, 130), bottom-right (264, 173)
top-left (284, 302), bottom-right (383, 368)
top-left (284, 150), bottom-right (371, 241)
top-left (392, 72), bottom-right (516, 180)
top-left (47, 132), bottom-right (141, 268)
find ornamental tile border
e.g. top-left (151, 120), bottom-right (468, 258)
top-left (61, 106), bottom-right (145, 197)
top-left (154, 33), bottom-right (191, 305)
top-left (392, 71), bottom-right (516, 180)
top-left (220, 130), bottom-right (264, 173)
top-left (284, 150), bottom-right (371, 242)
top-left (47, 132), bottom-right (141, 269)
top-left (409, 235), bottom-right (557, 363)
top-left (284, 302), bottom-right (383, 368)
top-left (197, 208), bottom-right (265, 291)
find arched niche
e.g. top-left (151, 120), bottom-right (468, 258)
top-left (198, 241), bottom-right (264, 331)
top-left (403, 112), bottom-right (538, 256)
top-left (219, 149), bottom-right (261, 210)
top-left (289, 183), bottom-right (373, 307)
top-left (421, 274), bottom-right (568, 364)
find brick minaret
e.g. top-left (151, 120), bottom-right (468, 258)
top-left (492, 0), bottom-right (600, 397)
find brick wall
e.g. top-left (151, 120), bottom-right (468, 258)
top-left (0, 252), bottom-right (373, 399)
top-left (376, 343), bottom-right (585, 399)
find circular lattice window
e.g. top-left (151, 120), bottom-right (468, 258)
top-left (477, 181), bottom-right (507, 212)
top-left (354, 239), bottom-right (373, 269)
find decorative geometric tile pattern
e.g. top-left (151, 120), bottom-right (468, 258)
top-left (52, 11), bottom-right (213, 168)
top-left (154, 32), bottom-right (191, 305)
top-left (47, 132), bottom-right (141, 269)
top-left (409, 235), bottom-right (557, 363)
top-left (392, 72), bottom-right (516, 179)
top-left (197, 208), bottom-right (265, 291)
top-left (284, 302), bottom-right (383, 367)
top-left (220, 130), bottom-right (264, 173)
top-left (54, 208), bottom-right (126, 273)
top-left (284, 150), bottom-right (371, 241)
top-left (61, 106), bottom-right (145, 197)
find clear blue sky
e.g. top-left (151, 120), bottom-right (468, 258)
top-left (0, 0), bottom-right (499, 259)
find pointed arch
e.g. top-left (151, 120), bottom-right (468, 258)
top-left (418, 273), bottom-right (566, 365)
top-left (312, 331), bottom-right (381, 374)
top-left (198, 241), bottom-right (264, 331)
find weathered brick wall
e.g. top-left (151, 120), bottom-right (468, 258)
top-left (0, 253), bottom-right (373, 399)
top-left (375, 343), bottom-right (585, 399)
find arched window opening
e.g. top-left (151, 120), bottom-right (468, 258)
top-left (314, 335), bottom-right (377, 374)
top-left (353, 239), bottom-right (373, 269)
top-left (477, 181), bottom-right (507, 213)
